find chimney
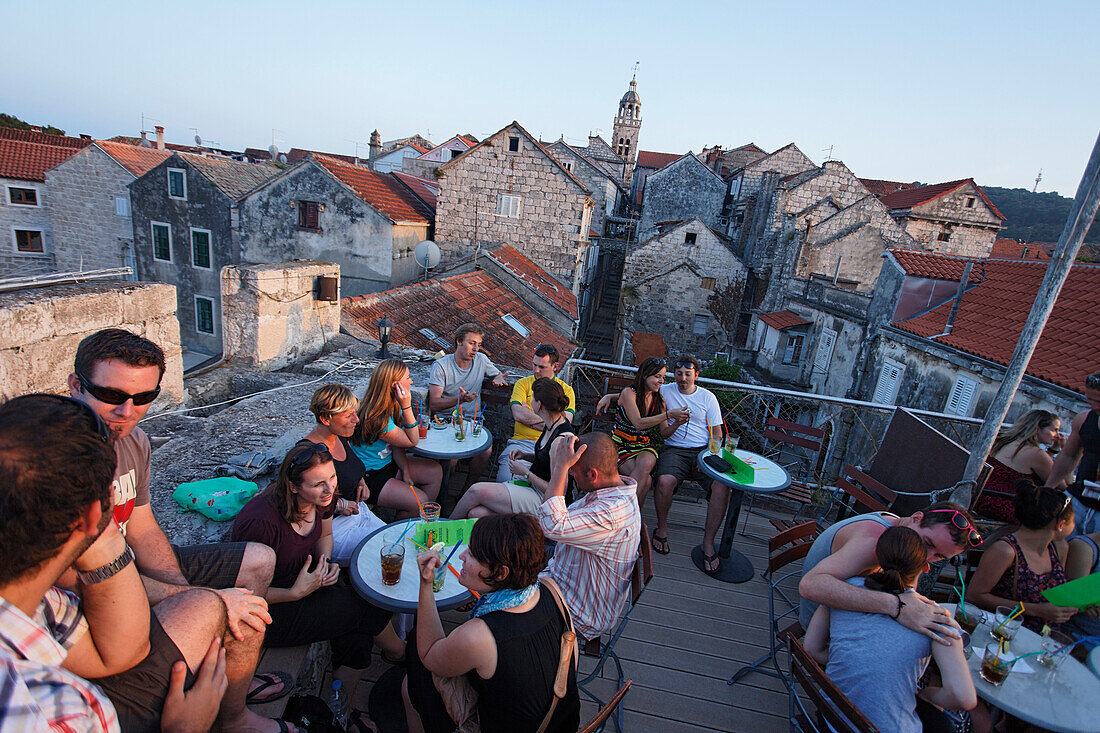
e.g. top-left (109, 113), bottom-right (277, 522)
top-left (369, 129), bottom-right (381, 166)
top-left (155, 125), bottom-right (165, 150)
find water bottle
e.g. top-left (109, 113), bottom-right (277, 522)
top-left (326, 679), bottom-right (348, 726)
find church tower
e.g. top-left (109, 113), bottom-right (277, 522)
top-left (613, 74), bottom-right (641, 189)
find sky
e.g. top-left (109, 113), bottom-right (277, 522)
top-left (5, 1), bottom-right (1098, 196)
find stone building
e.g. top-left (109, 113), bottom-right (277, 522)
top-left (434, 121), bottom-right (594, 296)
top-left (238, 154), bottom-right (433, 297)
top-left (372, 142), bottom-right (431, 173)
top-left (617, 218), bottom-right (748, 364)
top-left (129, 152), bottom-right (281, 356)
top-left (544, 139), bottom-right (624, 236)
top-left (573, 135), bottom-right (626, 183)
top-left (879, 179), bottom-right (1005, 258)
top-left (611, 75), bottom-right (642, 189)
top-left (726, 143), bottom-right (817, 251)
top-left (45, 141), bottom-right (170, 275)
top-left (0, 128), bottom-right (90, 276)
top-left (636, 153), bottom-right (726, 241)
top-left (700, 143), bottom-right (767, 178)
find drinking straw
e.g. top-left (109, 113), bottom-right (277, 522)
top-left (442, 542), bottom-right (462, 569)
top-left (992, 603), bottom-right (1024, 635)
top-left (409, 538), bottom-right (480, 598)
top-left (954, 565), bottom-right (968, 620)
top-left (387, 519), bottom-right (414, 553)
top-left (408, 484), bottom-right (425, 515)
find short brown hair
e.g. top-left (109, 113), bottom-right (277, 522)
top-left (75, 328), bottom-right (166, 380)
top-left (918, 500), bottom-right (975, 547)
top-left (454, 323), bottom-right (484, 346)
top-left (468, 514), bottom-right (546, 590)
top-left (309, 384), bottom-right (357, 423)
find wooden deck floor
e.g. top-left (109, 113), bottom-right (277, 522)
top-left (343, 496), bottom-right (803, 732)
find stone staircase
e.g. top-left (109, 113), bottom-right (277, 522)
top-left (580, 251), bottom-right (624, 362)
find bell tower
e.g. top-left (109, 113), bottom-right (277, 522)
top-left (612, 73), bottom-right (641, 189)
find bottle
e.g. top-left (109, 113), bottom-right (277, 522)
top-left (326, 679), bottom-right (347, 726)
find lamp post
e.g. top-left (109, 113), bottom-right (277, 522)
top-left (376, 317), bottom-right (393, 359)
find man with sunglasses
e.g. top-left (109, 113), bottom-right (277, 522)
top-left (68, 329), bottom-right (292, 725)
top-left (495, 343), bottom-right (575, 481)
top-left (799, 501), bottom-right (980, 644)
top-left (1045, 369), bottom-right (1100, 534)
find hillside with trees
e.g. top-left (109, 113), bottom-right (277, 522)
top-left (981, 186), bottom-right (1100, 244)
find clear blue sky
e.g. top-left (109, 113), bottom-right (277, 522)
top-left (6, 1), bottom-right (1097, 196)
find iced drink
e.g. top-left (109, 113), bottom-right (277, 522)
top-left (979, 644), bottom-right (1014, 686)
top-left (379, 530), bottom-right (405, 586)
top-left (954, 603), bottom-right (980, 635)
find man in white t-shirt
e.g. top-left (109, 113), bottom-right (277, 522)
top-left (652, 355), bottom-right (727, 574)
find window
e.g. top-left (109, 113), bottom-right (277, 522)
top-left (872, 358), bottom-right (904, 404)
top-left (965, 196), bottom-right (976, 208)
top-left (194, 296), bottom-right (215, 335)
top-left (496, 194), bottom-right (521, 218)
top-left (449, 149), bottom-right (461, 160)
top-left (191, 228), bottom-right (211, 269)
top-left (14, 229), bottom-right (44, 253)
top-left (151, 222), bottom-right (172, 262)
top-left (701, 277), bottom-right (716, 290)
top-left (167, 168), bottom-right (187, 200)
top-left (782, 332), bottom-right (805, 365)
top-left (937, 231), bottom-right (951, 242)
top-left (8, 186), bottom-right (38, 206)
top-left (946, 375), bottom-right (979, 416)
top-left (418, 328), bottom-right (452, 349)
top-left (501, 313), bottom-right (529, 337)
top-left (693, 314), bottom-right (709, 335)
top-left (298, 201), bottom-right (320, 229)
top-left (813, 327), bottom-right (837, 372)
top-left (684, 232), bottom-right (697, 245)
top-left (562, 161), bottom-right (572, 171)
top-left (115, 195), bottom-right (130, 217)
top-left (508, 136), bottom-right (520, 152)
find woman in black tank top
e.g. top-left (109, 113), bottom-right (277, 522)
top-left (403, 515), bottom-right (579, 733)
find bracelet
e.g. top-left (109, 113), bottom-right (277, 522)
top-left (77, 545), bottom-right (135, 585)
top-left (402, 421), bottom-right (418, 429)
top-left (890, 593), bottom-right (904, 620)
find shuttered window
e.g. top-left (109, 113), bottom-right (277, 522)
top-left (497, 195), bottom-right (521, 218)
top-left (872, 359), bottom-right (904, 404)
top-left (813, 327), bottom-right (837, 371)
top-left (946, 375), bottom-right (979, 416)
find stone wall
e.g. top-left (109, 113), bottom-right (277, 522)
top-left (46, 146), bottom-right (135, 273)
top-left (897, 182), bottom-right (1001, 258)
top-left (545, 141), bottom-right (621, 236)
top-left (435, 124), bottom-right (593, 294)
top-left (0, 280), bottom-right (184, 405)
top-left (0, 176), bottom-right (54, 276)
top-left (900, 217), bottom-right (997, 258)
top-left (735, 144), bottom-right (816, 203)
top-left (222, 261), bottom-right (341, 370)
top-left (636, 155), bottom-right (726, 241)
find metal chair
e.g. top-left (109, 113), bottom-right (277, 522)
top-left (578, 524), bottom-right (653, 733)
top-left (787, 635), bottom-right (879, 733)
top-left (729, 520), bottom-right (819, 687)
top-left (740, 416), bottom-right (827, 538)
top-left (577, 679), bottom-right (632, 733)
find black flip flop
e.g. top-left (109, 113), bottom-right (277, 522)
top-left (246, 671), bottom-right (293, 705)
top-left (651, 531), bottom-right (671, 555)
top-left (701, 551), bottom-right (720, 575)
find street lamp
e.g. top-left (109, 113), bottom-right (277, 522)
top-left (376, 317), bottom-right (393, 359)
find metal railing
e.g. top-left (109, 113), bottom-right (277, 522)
top-left (561, 358), bottom-right (985, 491)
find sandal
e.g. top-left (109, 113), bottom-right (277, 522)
top-left (702, 551), bottom-right (720, 575)
top-left (651, 531), bottom-right (670, 555)
top-left (246, 671), bottom-right (293, 705)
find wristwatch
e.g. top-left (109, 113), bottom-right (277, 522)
top-left (77, 545), bottom-right (135, 585)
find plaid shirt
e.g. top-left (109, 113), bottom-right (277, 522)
top-left (538, 479), bottom-right (641, 640)
top-left (0, 588), bottom-right (119, 732)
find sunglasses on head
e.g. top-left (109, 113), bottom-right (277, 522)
top-left (535, 344), bottom-right (559, 357)
top-left (290, 442), bottom-right (332, 467)
top-left (77, 372), bottom-right (161, 406)
top-left (41, 393), bottom-right (112, 442)
top-left (675, 359), bottom-right (697, 369)
top-left (926, 509), bottom-right (983, 547)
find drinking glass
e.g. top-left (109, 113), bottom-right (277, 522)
top-left (1039, 629), bottom-right (1075, 670)
top-left (433, 564), bottom-right (446, 593)
top-left (979, 644), bottom-right (1015, 686)
top-left (379, 529), bottom-right (406, 586)
top-left (954, 602), bottom-right (983, 635)
top-left (472, 415), bottom-right (484, 437)
top-left (418, 413), bottom-right (429, 439)
top-left (453, 411), bottom-right (466, 441)
top-left (420, 501), bottom-right (441, 522)
top-left (992, 606), bottom-right (1023, 642)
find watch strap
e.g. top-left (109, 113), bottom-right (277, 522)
top-left (77, 545), bottom-right (135, 585)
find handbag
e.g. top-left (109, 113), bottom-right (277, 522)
top-left (431, 577), bottom-right (578, 733)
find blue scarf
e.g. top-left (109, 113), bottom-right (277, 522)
top-left (469, 583), bottom-right (538, 619)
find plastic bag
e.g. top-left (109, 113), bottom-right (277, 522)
top-left (172, 476), bottom-right (259, 521)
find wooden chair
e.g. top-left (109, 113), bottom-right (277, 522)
top-left (832, 464), bottom-right (897, 522)
top-left (729, 521), bottom-right (819, 687)
top-left (578, 524), bottom-right (653, 733)
top-left (577, 680), bottom-right (632, 733)
top-left (740, 417), bottom-right (827, 538)
top-left (787, 635), bottom-right (879, 733)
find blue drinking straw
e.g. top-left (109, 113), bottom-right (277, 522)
top-left (442, 542), bottom-right (463, 569)
top-left (387, 519), bottom-right (414, 553)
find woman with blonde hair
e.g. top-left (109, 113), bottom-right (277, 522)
top-left (974, 409), bottom-right (1062, 522)
top-left (351, 358), bottom-right (442, 519)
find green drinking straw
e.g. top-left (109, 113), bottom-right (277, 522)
top-left (992, 603), bottom-right (1024, 635)
top-left (954, 566), bottom-right (968, 620)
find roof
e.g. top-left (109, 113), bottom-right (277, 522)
top-left (631, 332), bottom-right (667, 364)
top-left (286, 148), bottom-right (360, 165)
top-left (860, 178), bottom-right (920, 198)
top-left (759, 310), bottom-right (811, 331)
top-left (0, 138), bottom-right (86, 181)
top-left (391, 171), bottom-right (438, 212)
top-left (890, 249), bottom-right (984, 283)
top-left (637, 150), bottom-right (681, 169)
top-left (105, 135), bottom-right (204, 154)
top-left (990, 238), bottom-right (1051, 261)
top-left (891, 258), bottom-right (1100, 391)
top-left (177, 153), bottom-right (281, 200)
top-left (342, 271), bottom-right (575, 369)
top-left (313, 154), bottom-right (433, 224)
top-left (243, 147), bottom-right (272, 160)
top-left (485, 245), bottom-right (578, 319)
top-left (96, 140), bottom-right (172, 177)
top-left (0, 127), bottom-right (90, 149)
top-left (880, 178), bottom-right (1005, 220)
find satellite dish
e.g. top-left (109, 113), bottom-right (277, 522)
top-left (194, 134), bottom-right (203, 146)
top-left (414, 240), bottom-right (441, 269)
top-left (140, 137), bottom-right (152, 148)
top-left (268, 144), bottom-right (279, 159)
top-left (278, 154), bottom-right (287, 164)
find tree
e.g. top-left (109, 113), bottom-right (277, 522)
top-left (0, 112), bottom-right (65, 136)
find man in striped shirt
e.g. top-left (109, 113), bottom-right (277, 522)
top-left (537, 432), bottom-right (641, 641)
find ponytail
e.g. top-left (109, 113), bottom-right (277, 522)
top-left (863, 526), bottom-right (927, 594)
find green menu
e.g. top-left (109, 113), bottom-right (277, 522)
top-left (414, 518), bottom-right (479, 548)
top-left (1041, 573), bottom-right (1100, 608)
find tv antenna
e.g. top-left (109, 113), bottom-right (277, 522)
top-left (345, 139), bottom-right (368, 164)
top-left (414, 240), bottom-right (441, 282)
top-left (1033, 168), bottom-right (1042, 193)
top-left (139, 113), bottom-right (160, 147)
top-left (822, 145), bottom-right (835, 162)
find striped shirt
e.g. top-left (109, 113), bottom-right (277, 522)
top-left (538, 479), bottom-right (641, 640)
top-left (0, 589), bottom-right (119, 732)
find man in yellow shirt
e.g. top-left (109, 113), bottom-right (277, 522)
top-left (496, 344), bottom-right (575, 481)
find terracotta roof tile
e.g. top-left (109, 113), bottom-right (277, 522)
top-left (890, 249), bottom-right (984, 283)
top-left (637, 151), bottom-right (681, 169)
top-left (178, 153), bottom-right (281, 200)
top-left (631, 332), bottom-right (667, 364)
top-left (990, 238), bottom-right (1051, 261)
top-left (286, 148), bottom-right (360, 165)
top-left (485, 245), bottom-right (578, 319)
top-left (880, 178), bottom-right (1005, 220)
top-left (892, 259), bottom-right (1100, 391)
top-left (0, 138), bottom-right (85, 181)
top-left (96, 140), bottom-right (172, 177)
top-left (342, 273), bottom-right (575, 370)
top-left (859, 178), bottom-right (920, 198)
top-left (314, 155), bottom-right (434, 224)
top-left (0, 128), bottom-right (90, 149)
top-left (391, 171), bottom-right (438, 211)
top-left (759, 310), bottom-right (811, 331)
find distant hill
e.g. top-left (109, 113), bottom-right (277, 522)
top-left (0, 112), bottom-right (65, 136)
top-left (982, 186), bottom-right (1100, 244)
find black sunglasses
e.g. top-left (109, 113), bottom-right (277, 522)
top-left (77, 372), bottom-right (161, 406)
top-left (40, 394), bottom-right (111, 442)
top-left (535, 344), bottom-right (559, 357)
top-left (290, 442), bottom-right (332, 466)
top-left (674, 359), bottom-right (698, 369)
top-left (927, 509), bottom-right (983, 547)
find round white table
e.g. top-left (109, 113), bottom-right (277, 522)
top-left (692, 448), bottom-right (791, 583)
top-left (349, 520), bottom-right (471, 613)
top-left (943, 603), bottom-right (1100, 732)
